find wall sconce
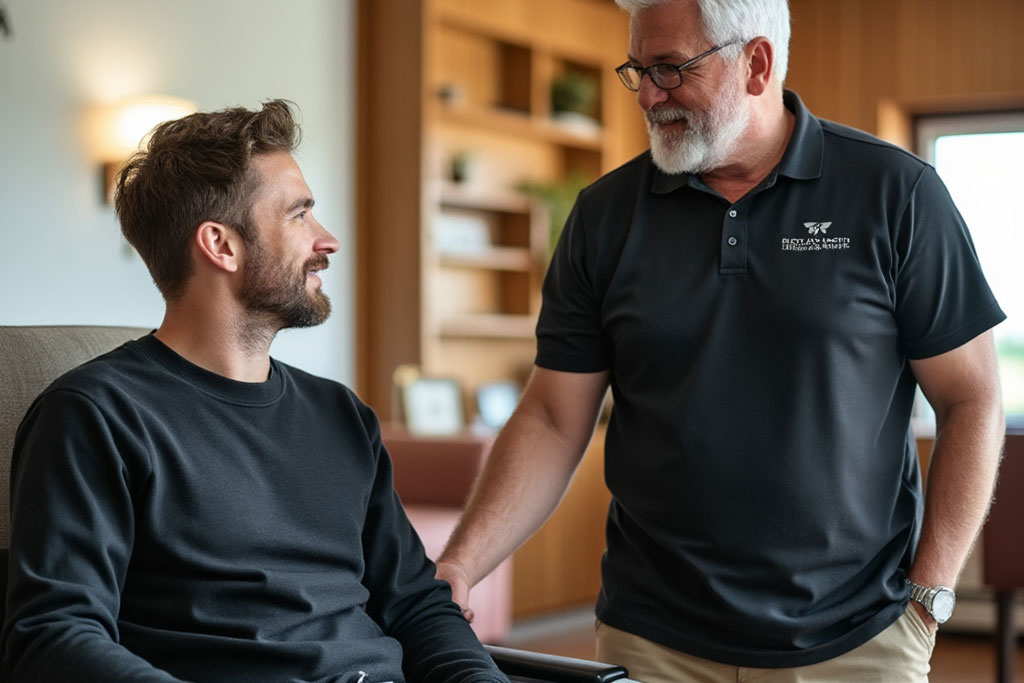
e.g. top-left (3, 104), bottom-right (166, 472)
top-left (92, 95), bottom-right (197, 203)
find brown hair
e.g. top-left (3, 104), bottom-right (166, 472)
top-left (114, 99), bottom-right (301, 300)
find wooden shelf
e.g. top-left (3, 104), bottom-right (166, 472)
top-left (437, 104), bottom-right (603, 151)
top-left (359, 0), bottom-right (648, 621)
top-left (435, 4), bottom-right (611, 66)
top-left (437, 181), bottom-right (532, 214)
top-left (439, 246), bottom-right (535, 272)
top-left (440, 313), bottom-right (536, 339)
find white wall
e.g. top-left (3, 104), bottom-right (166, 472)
top-left (0, 0), bottom-right (356, 384)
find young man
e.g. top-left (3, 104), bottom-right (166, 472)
top-left (3, 100), bottom-right (508, 683)
top-left (436, 1), bottom-right (1006, 681)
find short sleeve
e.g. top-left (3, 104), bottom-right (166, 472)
top-left (894, 165), bottom-right (1005, 359)
top-left (535, 198), bottom-right (613, 372)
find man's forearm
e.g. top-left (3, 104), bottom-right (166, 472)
top-left (397, 611), bottom-right (509, 683)
top-left (439, 368), bottom-right (609, 587)
top-left (439, 405), bottom-right (588, 584)
top-left (5, 631), bottom-right (187, 683)
top-left (910, 398), bottom-right (1004, 589)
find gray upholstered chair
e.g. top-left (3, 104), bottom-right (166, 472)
top-left (0, 325), bottom-right (150, 603)
top-left (0, 324), bottom-right (633, 683)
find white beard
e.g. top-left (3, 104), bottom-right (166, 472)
top-left (647, 76), bottom-right (750, 175)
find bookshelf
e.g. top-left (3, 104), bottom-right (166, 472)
top-left (357, 0), bottom-right (647, 617)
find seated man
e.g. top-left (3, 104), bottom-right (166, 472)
top-left (2, 100), bottom-right (508, 683)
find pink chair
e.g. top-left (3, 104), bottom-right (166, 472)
top-left (381, 425), bottom-right (512, 644)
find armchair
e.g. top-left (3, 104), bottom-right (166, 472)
top-left (0, 325), bottom-right (634, 683)
top-left (0, 324), bottom-right (150, 568)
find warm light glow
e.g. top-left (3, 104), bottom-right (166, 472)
top-left (94, 95), bottom-right (197, 162)
top-left (90, 94), bottom-right (197, 204)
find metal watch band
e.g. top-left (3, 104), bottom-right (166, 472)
top-left (906, 579), bottom-right (955, 623)
top-left (907, 580), bottom-right (931, 605)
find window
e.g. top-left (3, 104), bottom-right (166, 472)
top-left (917, 112), bottom-right (1024, 429)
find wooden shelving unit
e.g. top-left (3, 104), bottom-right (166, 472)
top-left (439, 249), bottom-right (534, 273)
top-left (436, 180), bottom-right (532, 213)
top-left (440, 314), bottom-right (536, 340)
top-left (357, 0), bottom-right (648, 619)
top-left (437, 105), bottom-right (605, 150)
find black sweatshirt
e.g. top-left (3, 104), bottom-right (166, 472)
top-left (3, 334), bottom-right (507, 683)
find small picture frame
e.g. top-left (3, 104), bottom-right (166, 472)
top-left (434, 210), bottom-right (492, 253)
top-left (475, 381), bottom-right (521, 430)
top-left (402, 377), bottom-right (465, 436)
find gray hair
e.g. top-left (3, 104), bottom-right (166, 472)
top-left (615, 0), bottom-right (790, 83)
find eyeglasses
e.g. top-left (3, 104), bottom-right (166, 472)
top-left (615, 42), bottom-right (739, 92)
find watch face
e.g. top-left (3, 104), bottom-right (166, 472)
top-left (932, 589), bottom-right (956, 622)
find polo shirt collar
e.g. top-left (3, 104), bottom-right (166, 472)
top-left (650, 89), bottom-right (823, 195)
top-left (776, 90), bottom-right (822, 180)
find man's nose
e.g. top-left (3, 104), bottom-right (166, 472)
top-left (313, 220), bottom-right (339, 254)
top-left (636, 75), bottom-right (670, 111)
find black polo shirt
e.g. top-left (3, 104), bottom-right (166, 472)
top-left (535, 90), bottom-right (1005, 668)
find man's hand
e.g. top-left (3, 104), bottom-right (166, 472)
top-left (435, 560), bottom-right (475, 622)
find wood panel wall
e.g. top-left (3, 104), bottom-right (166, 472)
top-left (787, 0), bottom-right (1024, 144)
top-left (355, 0), bottom-right (427, 418)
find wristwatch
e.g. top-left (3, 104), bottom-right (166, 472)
top-left (907, 580), bottom-right (956, 624)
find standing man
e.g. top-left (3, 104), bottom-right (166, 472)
top-left (3, 100), bottom-right (508, 683)
top-left (436, 1), bottom-right (1006, 681)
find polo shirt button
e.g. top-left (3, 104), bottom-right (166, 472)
top-left (728, 209), bottom-right (738, 218)
top-left (727, 236), bottom-right (738, 246)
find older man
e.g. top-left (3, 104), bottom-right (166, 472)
top-left (436, 1), bottom-right (1006, 681)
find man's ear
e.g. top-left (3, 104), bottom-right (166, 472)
top-left (745, 37), bottom-right (774, 96)
top-left (195, 221), bottom-right (242, 273)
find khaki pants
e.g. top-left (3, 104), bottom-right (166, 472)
top-left (596, 605), bottom-right (935, 683)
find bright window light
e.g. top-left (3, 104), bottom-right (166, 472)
top-left (917, 113), bottom-right (1024, 427)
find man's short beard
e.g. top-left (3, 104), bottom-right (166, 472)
top-left (646, 75), bottom-right (750, 175)
top-left (240, 242), bottom-right (332, 333)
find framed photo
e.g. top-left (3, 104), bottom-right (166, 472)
top-left (434, 210), bottom-right (491, 253)
top-left (402, 377), bottom-right (465, 436)
top-left (475, 380), bottom-right (520, 430)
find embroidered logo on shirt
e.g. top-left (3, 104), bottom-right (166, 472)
top-left (781, 221), bottom-right (851, 252)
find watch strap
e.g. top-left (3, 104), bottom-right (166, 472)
top-left (907, 580), bottom-right (932, 606)
top-left (906, 579), bottom-right (955, 623)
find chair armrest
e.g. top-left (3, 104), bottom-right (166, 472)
top-left (485, 645), bottom-right (633, 683)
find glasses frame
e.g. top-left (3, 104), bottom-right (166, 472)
top-left (615, 41), bottom-right (741, 92)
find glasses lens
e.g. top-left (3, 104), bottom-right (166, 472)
top-left (617, 66), bottom-right (643, 91)
top-left (649, 64), bottom-right (682, 90)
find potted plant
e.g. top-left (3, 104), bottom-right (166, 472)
top-left (449, 149), bottom-right (474, 184)
top-left (550, 71), bottom-right (599, 132)
top-left (517, 171), bottom-right (592, 259)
